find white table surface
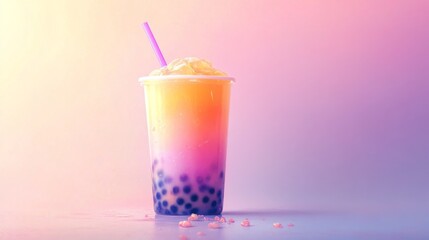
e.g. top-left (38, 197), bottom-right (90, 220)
top-left (1, 208), bottom-right (427, 240)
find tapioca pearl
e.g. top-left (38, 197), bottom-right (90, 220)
top-left (208, 187), bottom-right (215, 194)
top-left (273, 223), bottom-right (283, 228)
top-left (183, 185), bottom-right (192, 194)
top-left (170, 205), bottom-right (178, 213)
top-left (158, 181), bottom-right (164, 188)
top-left (172, 186), bottom-right (180, 195)
top-left (180, 174), bottom-right (188, 182)
top-left (185, 203), bottom-right (192, 209)
top-left (190, 208), bottom-right (199, 214)
top-left (162, 189), bottom-right (167, 195)
top-left (219, 171), bottom-right (224, 179)
top-left (241, 219), bottom-right (251, 227)
top-left (199, 185), bottom-right (207, 192)
top-left (164, 176), bottom-right (172, 184)
top-left (196, 176), bottom-right (204, 184)
top-left (156, 202), bottom-right (162, 212)
top-left (207, 208), bottom-right (217, 215)
top-left (178, 220), bottom-right (192, 228)
top-left (165, 209), bottom-right (171, 215)
top-left (187, 213), bottom-right (199, 221)
top-left (176, 198), bottom-right (185, 205)
top-left (182, 210), bottom-right (190, 215)
top-left (190, 194), bottom-right (199, 202)
top-left (157, 170), bottom-right (164, 178)
top-left (217, 190), bottom-right (222, 198)
top-left (162, 200), bottom-right (168, 207)
top-left (211, 201), bottom-right (217, 207)
top-left (208, 222), bottom-right (221, 229)
top-left (156, 192), bottom-right (162, 200)
top-left (202, 196), bottom-right (210, 203)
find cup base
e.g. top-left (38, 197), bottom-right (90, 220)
top-left (154, 206), bottom-right (223, 216)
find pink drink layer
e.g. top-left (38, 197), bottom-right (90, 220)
top-left (140, 58), bottom-right (233, 215)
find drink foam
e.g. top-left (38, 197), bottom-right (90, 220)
top-left (149, 57), bottom-right (226, 76)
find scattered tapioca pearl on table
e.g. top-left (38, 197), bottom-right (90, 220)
top-left (187, 213), bottom-right (199, 221)
top-left (172, 213), bottom-right (292, 237)
top-left (241, 219), bottom-right (251, 227)
top-left (273, 223), bottom-right (283, 228)
top-left (178, 220), bottom-right (192, 228)
top-left (208, 222), bottom-right (221, 229)
top-left (179, 234), bottom-right (188, 240)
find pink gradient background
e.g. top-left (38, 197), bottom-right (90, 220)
top-left (1, 0), bottom-right (428, 215)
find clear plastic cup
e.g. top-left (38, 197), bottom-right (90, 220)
top-left (139, 75), bottom-right (234, 215)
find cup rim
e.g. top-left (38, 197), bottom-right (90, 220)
top-left (138, 75), bottom-right (235, 83)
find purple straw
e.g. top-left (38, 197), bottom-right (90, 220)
top-left (142, 22), bottom-right (167, 67)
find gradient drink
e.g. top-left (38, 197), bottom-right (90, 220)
top-left (140, 58), bottom-right (233, 215)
